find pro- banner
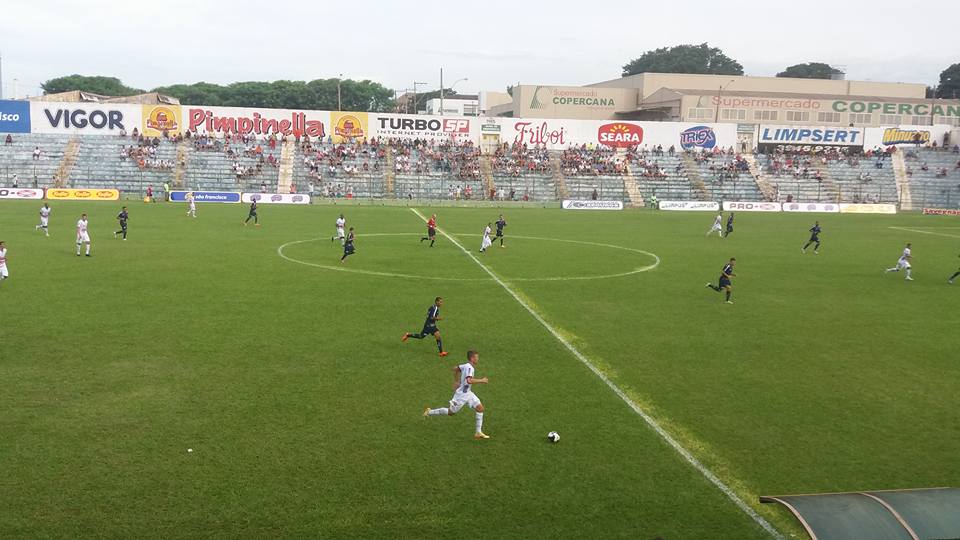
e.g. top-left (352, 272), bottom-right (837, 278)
top-left (46, 188), bottom-right (120, 201)
top-left (241, 192), bottom-right (310, 205)
top-left (0, 188), bottom-right (44, 200)
top-left (169, 191), bottom-right (240, 203)
top-left (723, 201), bottom-right (781, 212)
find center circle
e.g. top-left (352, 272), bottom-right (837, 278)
top-left (278, 233), bottom-right (659, 282)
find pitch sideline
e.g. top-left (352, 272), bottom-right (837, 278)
top-left (409, 208), bottom-right (782, 538)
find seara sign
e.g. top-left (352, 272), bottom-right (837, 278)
top-left (598, 123), bottom-right (642, 148)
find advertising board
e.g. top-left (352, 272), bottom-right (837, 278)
top-left (240, 192), bottom-right (310, 204)
top-left (169, 191), bottom-right (240, 203)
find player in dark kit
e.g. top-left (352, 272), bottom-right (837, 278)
top-left (340, 227), bottom-right (356, 263)
top-left (421, 214), bottom-right (437, 247)
top-left (114, 206), bottom-right (129, 240)
top-left (243, 200), bottom-right (259, 226)
top-left (802, 221), bottom-right (822, 254)
top-left (706, 257), bottom-right (736, 304)
top-left (494, 215), bottom-right (507, 247)
top-left (401, 296), bottom-right (448, 357)
top-left (948, 253), bottom-right (960, 284)
top-left (724, 213), bottom-right (734, 238)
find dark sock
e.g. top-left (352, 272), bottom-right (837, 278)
top-left (815, 242), bottom-right (820, 250)
top-left (421, 237), bottom-right (427, 242)
top-left (803, 242), bottom-right (811, 250)
top-left (430, 239), bottom-right (435, 247)
top-left (500, 238), bottom-right (504, 246)
top-left (408, 333), bottom-right (425, 340)
top-left (708, 284), bottom-right (720, 291)
top-left (725, 291), bottom-right (731, 301)
top-left (950, 271), bottom-right (960, 280)
top-left (437, 338), bottom-right (443, 353)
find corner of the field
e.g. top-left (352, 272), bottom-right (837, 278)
top-left (511, 286), bottom-right (795, 536)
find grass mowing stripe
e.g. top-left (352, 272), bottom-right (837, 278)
top-left (410, 207), bottom-right (784, 539)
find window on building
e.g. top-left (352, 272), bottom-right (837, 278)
top-left (754, 110), bottom-right (778, 122)
top-left (848, 113), bottom-right (872, 125)
top-left (817, 112), bottom-right (841, 123)
top-left (934, 116), bottom-right (960, 127)
top-left (785, 111), bottom-right (810, 122)
top-left (879, 114), bottom-right (902, 125)
top-left (909, 116), bottom-right (933, 126)
top-left (688, 108), bottom-right (714, 120)
top-left (721, 108), bottom-right (746, 121)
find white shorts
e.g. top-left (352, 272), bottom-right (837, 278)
top-left (449, 389), bottom-right (481, 413)
top-left (40, 217), bottom-right (49, 227)
top-left (481, 236), bottom-right (492, 250)
top-left (897, 259), bottom-right (911, 270)
top-left (0, 264), bottom-right (8, 278)
top-left (710, 224), bottom-right (722, 231)
top-left (337, 227), bottom-right (345, 237)
top-left (77, 232), bottom-right (90, 243)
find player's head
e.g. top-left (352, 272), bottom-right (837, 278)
top-left (0, 241), bottom-right (5, 248)
top-left (815, 221), bottom-right (819, 225)
top-left (435, 296), bottom-right (443, 306)
top-left (467, 350), bottom-right (478, 365)
top-left (499, 214), bottom-right (503, 219)
top-left (906, 242), bottom-right (911, 248)
top-left (729, 257), bottom-right (736, 265)
top-left (349, 227), bottom-right (354, 232)
top-left (43, 203), bottom-right (49, 208)
top-left (81, 213), bottom-right (87, 219)
top-left (121, 206), bottom-right (127, 211)
top-left (431, 214), bottom-right (436, 219)
top-left (339, 214), bottom-right (344, 219)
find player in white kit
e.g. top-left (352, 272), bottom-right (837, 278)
top-left (480, 223), bottom-right (493, 253)
top-left (331, 214), bottom-right (346, 244)
top-left (76, 213), bottom-right (92, 257)
top-left (186, 193), bottom-right (197, 217)
top-left (707, 213), bottom-right (724, 237)
top-left (885, 243), bottom-right (913, 280)
top-left (36, 203), bottom-right (52, 236)
top-left (424, 350), bottom-right (490, 439)
top-left (0, 241), bottom-right (9, 283)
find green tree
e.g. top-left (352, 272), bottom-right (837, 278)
top-left (776, 62), bottom-right (843, 79)
top-left (622, 43), bottom-right (743, 77)
top-left (936, 63), bottom-right (960, 99)
top-left (41, 75), bottom-right (143, 96)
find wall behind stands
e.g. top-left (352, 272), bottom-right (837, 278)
top-left (1, 99), bottom-right (955, 152)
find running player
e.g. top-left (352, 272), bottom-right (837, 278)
top-left (421, 214), bottom-right (437, 247)
top-left (243, 199), bottom-right (259, 226)
top-left (948, 253), bottom-right (960, 284)
top-left (331, 214), bottom-right (346, 244)
top-left (402, 296), bottom-right (448, 357)
top-left (423, 350), bottom-right (490, 440)
top-left (76, 213), bottom-right (91, 257)
top-left (707, 213), bottom-right (724, 237)
top-left (36, 203), bottom-right (51, 236)
top-left (724, 213), bottom-right (735, 238)
top-left (494, 214), bottom-right (507, 248)
top-left (186, 193), bottom-right (197, 218)
top-left (706, 257), bottom-right (736, 304)
top-left (885, 243), bottom-right (913, 281)
top-left (480, 222), bottom-right (493, 253)
top-left (0, 241), bottom-right (8, 284)
top-left (114, 206), bottom-right (129, 240)
top-left (340, 227), bottom-right (356, 263)
top-left (802, 221), bottom-right (822, 254)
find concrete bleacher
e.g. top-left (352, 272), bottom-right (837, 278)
top-left (823, 157), bottom-right (897, 203)
top-left (0, 134), bottom-right (70, 187)
top-left (904, 148), bottom-right (960, 208)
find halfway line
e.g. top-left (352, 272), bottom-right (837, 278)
top-left (408, 208), bottom-right (782, 538)
top-left (889, 227), bottom-right (960, 240)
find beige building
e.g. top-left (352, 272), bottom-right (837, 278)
top-left (490, 73), bottom-right (960, 128)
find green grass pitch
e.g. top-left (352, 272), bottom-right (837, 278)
top-left (1, 200), bottom-right (958, 538)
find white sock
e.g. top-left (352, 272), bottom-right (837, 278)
top-left (428, 408), bottom-right (448, 416)
top-left (76, 243), bottom-right (81, 255)
top-left (906, 269), bottom-right (912, 278)
top-left (475, 412), bottom-right (484, 433)
top-left (86, 244), bottom-right (91, 255)
top-left (886, 268), bottom-right (897, 272)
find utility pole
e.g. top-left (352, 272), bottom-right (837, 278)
top-left (413, 81), bottom-right (427, 115)
top-left (337, 73), bottom-right (343, 111)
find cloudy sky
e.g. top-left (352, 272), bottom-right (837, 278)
top-left (2, 0), bottom-right (957, 98)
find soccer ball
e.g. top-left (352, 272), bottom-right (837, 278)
top-left (547, 431), bottom-right (560, 443)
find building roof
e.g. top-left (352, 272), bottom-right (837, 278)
top-left (28, 91), bottom-right (180, 105)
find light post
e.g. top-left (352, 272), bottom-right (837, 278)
top-left (715, 79), bottom-right (736, 123)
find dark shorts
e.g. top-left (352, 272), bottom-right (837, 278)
top-left (344, 244), bottom-right (355, 254)
top-left (810, 235), bottom-right (819, 242)
top-left (495, 230), bottom-right (504, 238)
top-left (719, 277), bottom-right (731, 288)
top-left (726, 226), bottom-right (733, 232)
top-left (249, 211), bottom-right (258, 217)
top-left (427, 227), bottom-right (436, 237)
top-left (119, 222), bottom-right (127, 230)
top-left (422, 325), bottom-right (438, 336)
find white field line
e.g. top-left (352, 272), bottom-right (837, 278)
top-left (889, 226), bottom-right (960, 239)
top-left (409, 208), bottom-right (782, 538)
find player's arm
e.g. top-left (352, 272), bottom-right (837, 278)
top-left (466, 376), bottom-right (489, 385)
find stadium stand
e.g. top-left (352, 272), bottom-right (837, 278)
top-left (903, 147), bottom-right (960, 208)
